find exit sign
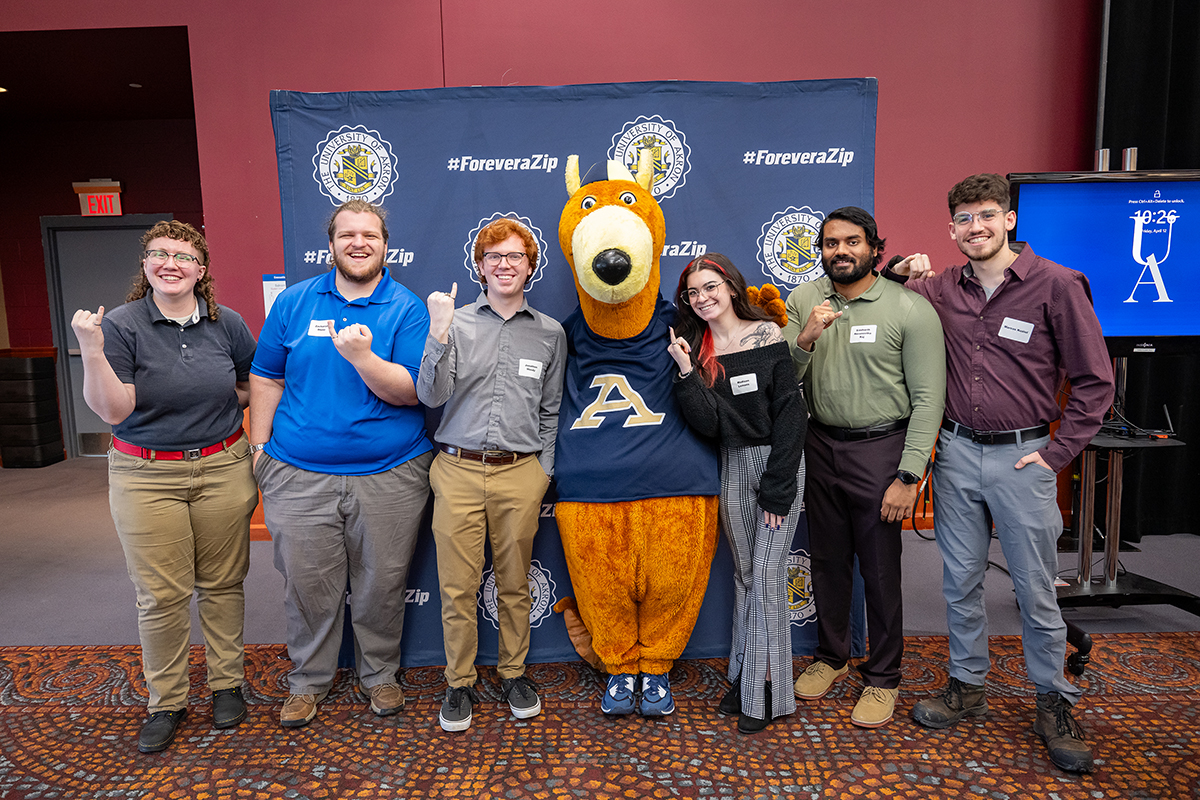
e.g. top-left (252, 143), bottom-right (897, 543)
top-left (72, 180), bottom-right (123, 217)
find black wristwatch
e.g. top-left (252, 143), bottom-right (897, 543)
top-left (896, 470), bottom-right (921, 486)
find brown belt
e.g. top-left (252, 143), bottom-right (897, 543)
top-left (111, 430), bottom-right (244, 461)
top-left (439, 444), bottom-right (535, 465)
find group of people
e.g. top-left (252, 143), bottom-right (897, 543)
top-left (74, 172), bottom-right (1113, 775)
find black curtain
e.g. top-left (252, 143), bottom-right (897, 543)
top-left (1098, 0), bottom-right (1200, 540)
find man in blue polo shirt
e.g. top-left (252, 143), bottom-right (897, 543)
top-left (249, 199), bottom-right (433, 728)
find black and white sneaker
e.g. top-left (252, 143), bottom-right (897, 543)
top-left (501, 675), bottom-right (542, 719)
top-left (439, 686), bottom-right (479, 732)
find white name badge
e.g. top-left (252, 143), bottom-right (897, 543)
top-left (850, 324), bottom-right (877, 343)
top-left (308, 319), bottom-right (333, 337)
top-left (518, 358), bottom-right (544, 379)
top-left (998, 317), bottom-right (1034, 344)
top-left (730, 373), bottom-right (759, 395)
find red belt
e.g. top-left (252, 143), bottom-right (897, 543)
top-left (439, 444), bottom-right (534, 465)
top-left (112, 430), bottom-right (244, 461)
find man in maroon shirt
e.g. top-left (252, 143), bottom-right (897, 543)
top-left (890, 174), bottom-right (1114, 773)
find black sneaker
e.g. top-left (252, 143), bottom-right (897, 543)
top-left (138, 708), bottom-right (186, 753)
top-left (501, 675), bottom-right (542, 719)
top-left (1033, 692), bottom-right (1094, 773)
top-left (212, 687), bottom-right (247, 729)
top-left (439, 685), bottom-right (479, 732)
top-left (912, 677), bottom-right (987, 729)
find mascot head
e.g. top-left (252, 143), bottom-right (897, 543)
top-left (559, 151), bottom-right (666, 339)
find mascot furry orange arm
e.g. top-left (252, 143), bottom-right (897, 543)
top-left (552, 151), bottom-right (721, 717)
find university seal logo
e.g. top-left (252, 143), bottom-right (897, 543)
top-left (609, 116), bottom-right (690, 201)
top-left (787, 549), bottom-right (816, 626)
top-left (312, 126), bottom-right (396, 205)
top-left (479, 559), bottom-right (557, 630)
top-left (757, 206), bottom-right (826, 287)
top-left (463, 213), bottom-right (549, 290)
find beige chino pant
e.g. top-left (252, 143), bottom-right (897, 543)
top-left (108, 435), bottom-right (257, 712)
top-left (430, 451), bottom-right (548, 687)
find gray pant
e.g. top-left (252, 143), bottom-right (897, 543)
top-left (256, 450), bottom-right (433, 694)
top-left (931, 429), bottom-right (1080, 702)
top-left (720, 445), bottom-right (803, 720)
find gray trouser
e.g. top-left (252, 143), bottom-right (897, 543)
top-left (257, 451), bottom-right (433, 694)
top-left (932, 429), bottom-right (1080, 703)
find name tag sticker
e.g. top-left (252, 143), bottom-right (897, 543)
top-left (999, 317), bottom-right (1034, 343)
top-left (308, 319), bottom-right (333, 337)
top-left (730, 373), bottom-right (759, 395)
top-left (518, 358), bottom-right (544, 379)
top-left (850, 324), bottom-right (877, 343)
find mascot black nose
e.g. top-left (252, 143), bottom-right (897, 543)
top-left (592, 249), bottom-right (632, 285)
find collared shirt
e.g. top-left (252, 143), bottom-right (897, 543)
top-left (103, 293), bottom-right (256, 451)
top-left (896, 244), bottom-right (1114, 473)
top-left (782, 273), bottom-right (946, 476)
top-left (251, 269), bottom-right (432, 475)
top-left (416, 290), bottom-right (566, 476)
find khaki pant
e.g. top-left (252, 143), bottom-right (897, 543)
top-left (108, 435), bottom-right (257, 712)
top-left (430, 451), bottom-right (548, 687)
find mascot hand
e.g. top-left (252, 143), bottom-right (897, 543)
top-left (747, 284), bottom-right (788, 328)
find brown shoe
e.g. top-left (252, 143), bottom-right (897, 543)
top-left (367, 682), bottom-right (405, 716)
top-left (851, 686), bottom-right (899, 728)
top-left (280, 689), bottom-right (329, 728)
top-left (912, 677), bottom-right (988, 729)
top-left (1033, 692), bottom-right (1094, 773)
top-left (793, 661), bottom-right (849, 700)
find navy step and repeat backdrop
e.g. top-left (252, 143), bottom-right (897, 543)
top-left (270, 79), bottom-right (873, 668)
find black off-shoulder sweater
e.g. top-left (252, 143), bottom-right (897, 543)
top-left (674, 340), bottom-right (807, 516)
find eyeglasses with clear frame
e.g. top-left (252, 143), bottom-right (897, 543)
top-left (482, 251), bottom-right (529, 267)
top-left (681, 279), bottom-right (729, 304)
top-left (144, 249), bottom-right (201, 266)
top-left (951, 208), bottom-right (1005, 227)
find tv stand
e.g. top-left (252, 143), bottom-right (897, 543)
top-left (1057, 430), bottom-right (1196, 673)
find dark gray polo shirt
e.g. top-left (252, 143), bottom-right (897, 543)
top-left (102, 293), bottom-right (257, 451)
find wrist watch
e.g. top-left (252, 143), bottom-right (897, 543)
top-left (897, 470), bottom-right (921, 486)
top-left (249, 443), bottom-right (267, 454)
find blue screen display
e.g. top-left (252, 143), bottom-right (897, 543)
top-left (1012, 177), bottom-right (1199, 341)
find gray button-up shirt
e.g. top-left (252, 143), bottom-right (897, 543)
top-left (416, 291), bottom-right (567, 475)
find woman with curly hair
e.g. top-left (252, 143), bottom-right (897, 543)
top-left (667, 253), bottom-right (807, 734)
top-left (71, 220), bottom-right (258, 753)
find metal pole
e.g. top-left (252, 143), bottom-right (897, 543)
top-left (1095, 0), bottom-right (1112, 151)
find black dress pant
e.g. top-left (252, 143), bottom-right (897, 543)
top-left (804, 425), bottom-right (906, 689)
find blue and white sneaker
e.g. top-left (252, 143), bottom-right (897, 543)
top-left (600, 673), bottom-right (637, 715)
top-left (640, 673), bottom-right (675, 716)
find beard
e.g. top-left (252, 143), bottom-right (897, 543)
top-left (332, 249), bottom-right (385, 284)
top-left (824, 254), bottom-right (875, 285)
top-left (956, 231), bottom-right (1007, 263)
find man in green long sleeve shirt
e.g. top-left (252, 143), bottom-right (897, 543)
top-left (781, 206), bottom-right (945, 728)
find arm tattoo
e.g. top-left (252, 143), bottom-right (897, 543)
top-left (741, 322), bottom-right (783, 349)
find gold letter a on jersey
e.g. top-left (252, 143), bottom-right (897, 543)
top-left (571, 374), bottom-right (666, 429)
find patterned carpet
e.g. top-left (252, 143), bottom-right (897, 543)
top-left (1, 633), bottom-right (1197, 799)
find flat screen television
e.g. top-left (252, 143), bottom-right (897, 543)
top-left (1008, 170), bottom-right (1200, 356)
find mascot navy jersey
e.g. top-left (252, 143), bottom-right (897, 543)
top-left (555, 297), bottom-right (720, 502)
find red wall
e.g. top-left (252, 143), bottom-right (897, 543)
top-left (0, 120), bottom-right (204, 347)
top-left (1, 0), bottom-right (1100, 339)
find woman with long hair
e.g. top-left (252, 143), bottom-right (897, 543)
top-left (667, 253), bottom-right (807, 734)
top-left (71, 220), bottom-right (258, 753)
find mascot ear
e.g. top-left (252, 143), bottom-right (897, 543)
top-left (747, 283), bottom-right (789, 328)
top-left (634, 148), bottom-right (653, 191)
top-left (607, 159), bottom-right (636, 182)
top-left (566, 154), bottom-right (580, 197)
